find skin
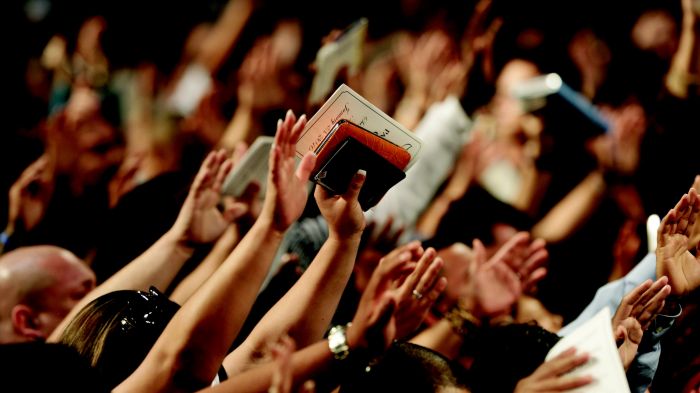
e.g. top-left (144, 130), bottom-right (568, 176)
top-left (0, 246), bottom-right (95, 343)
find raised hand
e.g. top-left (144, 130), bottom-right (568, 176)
top-left (171, 149), bottom-right (249, 245)
top-left (612, 276), bottom-right (671, 331)
top-left (7, 154), bottom-right (55, 234)
top-left (346, 243), bottom-right (420, 354)
top-left (514, 348), bottom-right (592, 392)
top-left (392, 247), bottom-right (448, 339)
top-left (262, 110), bottom-right (316, 232)
top-left (616, 317), bottom-right (643, 370)
top-left (462, 233), bottom-right (548, 318)
top-left (465, 238), bottom-right (522, 318)
top-left (488, 232), bottom-right (548, 291)
top-left (656, 187), bottom-right (700, 295)
top-left (314, 170), bottom-right (366, 239)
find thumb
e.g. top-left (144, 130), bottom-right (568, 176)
top-left (344, 169), bottom-right (367, 201)
top-left (473, 238), bottom-right (487, 267)
top-left (615, 324), bottom-right (627, 344)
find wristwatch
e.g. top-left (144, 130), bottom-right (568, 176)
top-left (328, 323), bottom-right (351, 360)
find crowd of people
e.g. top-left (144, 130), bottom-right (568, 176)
top-left (2, 0), bottom-right (700, 391)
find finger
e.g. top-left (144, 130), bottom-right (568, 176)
top-left (520, 248), bottom-right (548, 278)
top-left (677, 193), bottom-right (694, 233)
top-left (631, 276), bottom-right (669, 317)
top-left (214, 158), bottom-right (234, 193)
top-left (686, 188), bottom-right (700, 235)
top-left (290, 114), bottom-right (307, 146)
top-left (416, 256), bottom-right (444, 296)
top-left (191, 151), bottom-right (216, 194)
top-left (658, 209), bottom-right (675, 247)
top-left (343, 169), bottom-right (366, 201)
top-left (295, 151), bottom-right (317, 182)
top-left (282, 110), bottom-right (296, 156)
top-left (541, 351), bottom-right (589, 378)
top-left (619, 279), bottom-right (654, 316)
top-left (425, 276), bottom-right (448, 303)
top-left (402, 248), bottom-right (437, 294)
top-left (523, 267), bottom-right (547, 290)
top-left (539, 374), bottom-right (593, 391)
top-left (639, 284), bottom-right (671, 328)
top-left (472, 239), bottom-right (487, 267)
top-left (273, 118), bottom-right (285, 151)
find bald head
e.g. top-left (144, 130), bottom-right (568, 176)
top-left (0, 246), bottom-right (95, 343)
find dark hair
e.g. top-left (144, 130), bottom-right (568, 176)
top-left (340, 341), bottom-right (468, 393)
top-left (468, 322), bottom-right (560, 393)
top-left (58, 287), bottom-right (179, 389)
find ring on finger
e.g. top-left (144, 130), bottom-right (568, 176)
top-left (412, 289), bottom-right (423, 300)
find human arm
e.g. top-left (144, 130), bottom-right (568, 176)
top-left (115, 110), bottom-right (316, 392)
top-left (200, 232), bottom-right (428, 393)
top-left (531, 170), bottom-right (607, 243)
top-left (665, 0), bottom-right (699, 98)
top-left (223, 170), bottom-right (367, 374)
top-left (48, 149), bottom-right (241, 341)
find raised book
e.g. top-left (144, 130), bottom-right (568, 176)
top-left (296, 83), bottom-right (423, 169)
top-left (511, 73), bottom-right (610, 135)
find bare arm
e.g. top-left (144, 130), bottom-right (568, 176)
top-left (665, 0), bottom-right (699, 98)
top-left (531, 170), bottom-right (606, 243)
top-left (48, 150), bottom-right (239, 341)
top-left (116, 111), bottom-right (317, 393)
top-left (224, 173), bottom-right (367, 374)
top-left (196, 0), bottom-right (255, 74)
top-left (170, 225), bottom-right (239, 305)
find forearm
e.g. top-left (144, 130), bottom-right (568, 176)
top-left (219, 105), bottom-right (258, 150)
top-left (200, 340), bottom-right (337, 393)
top-left (196, 0), bottom-right (254, 73)
top-left (120, 218), bottom-right (285, 391)
top-left (47, 229), bottom-right (194, 342)
top-left (665, 10), bottom-right (698, 98)
top-left (410, 319), bottom-right (464, 360)
top-left (532, 170), bottom-right (606, 243)
top-left (225, 233), bottom-right (361, 373)
top-left (171, 225), bottom-right (240, 305)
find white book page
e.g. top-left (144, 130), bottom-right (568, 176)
top-left (308, 19), bottom-right (367, 105)
top-left (297, 84), bottom-right (423, 169)
top-left (546, 307), bottom-right (631, 393)
top-left (221, 136), bottom-right (274, 198)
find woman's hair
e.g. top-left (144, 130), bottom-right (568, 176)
top-left (58, 287), bottom-right (179, 389)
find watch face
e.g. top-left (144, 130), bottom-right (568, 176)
top-left (329, 325), bottom-right (350, 359)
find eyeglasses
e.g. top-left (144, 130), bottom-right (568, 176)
top-left (118, 286), bottom-right (180, 334)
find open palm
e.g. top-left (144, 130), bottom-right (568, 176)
top-left (656, 188), bottom-right (700, 295)
top-left (264, 110), bottom-right (316, 232)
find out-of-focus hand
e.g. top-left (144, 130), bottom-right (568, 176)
top-left (7, 155), bottom-right (55, 233)
top-left (237, 38), bottom-right (286, 113)
top-left (656, 187), bottom-right (700, 295)
top-left (391, 247), bottom-right (448, 339)
top-left (615, 317), bottom-right (643, 370)
top-left (346, 243), bottom-right (420, 354)
top-left (514, 348), bottom-right (592, 392)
